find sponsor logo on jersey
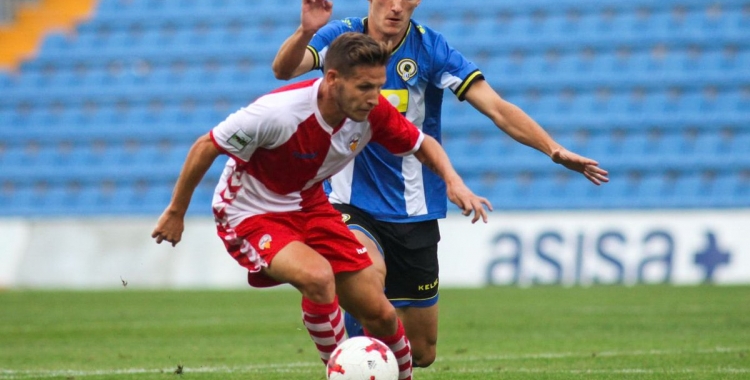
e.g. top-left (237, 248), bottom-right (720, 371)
top-left (341, 213), bottom-right (351, 223)
top-left (293, 151), bottom-right (318, 159)
top-left (380, 89), bottom-right (408, 113)
top-left (417, 278), bottom-right (439, 291)
top-left (258, 234), bottom-right (272, 250)
top-left (348, 134), bottom-right (362, 152)
top-left (356, 247), bottom-right (368, 255)
top-left (396, 58), bottom-right (418, 82)
top-left (227, 130), bottom-right (253, 150)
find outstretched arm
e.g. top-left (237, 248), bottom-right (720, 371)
top-left (464, 80), bottom-right (609, 185)
top-left (151, 133), bottom-right (222, 246)
top-left (414, 135), bottom-right (493, 223)
top-left (272, 0), bottom-right (332, 80)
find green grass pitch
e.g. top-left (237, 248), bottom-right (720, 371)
top-left (1, 286), bottom-right (748, 379)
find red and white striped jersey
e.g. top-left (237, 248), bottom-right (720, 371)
top-left (210, 78), bottom-right (425, 228)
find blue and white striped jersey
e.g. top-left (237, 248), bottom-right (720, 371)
top-left (309, 17), bottom-right (484, 222)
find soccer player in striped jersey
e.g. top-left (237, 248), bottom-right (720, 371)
top-left (273, 0), bottom-right (609, 368)
top-left (151, 32), bottom-right (490, 380)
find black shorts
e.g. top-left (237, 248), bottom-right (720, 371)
top-left (333, 204), bottom-right (441, 308)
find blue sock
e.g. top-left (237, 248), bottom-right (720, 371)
top-left (343, 310), bottom-right (365, 337)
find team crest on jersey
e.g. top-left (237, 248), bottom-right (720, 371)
top-left (396, 58), bottom-right (418, 81)
top-left (258, 234), bottom-right (272, 250)
top-left (348, 133), bottom-right (361, 152)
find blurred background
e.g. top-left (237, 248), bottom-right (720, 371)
top-left (0, 0), bottom-right (748, 289)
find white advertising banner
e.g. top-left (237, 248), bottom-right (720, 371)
top-left (438, 210), bottom-right (750, 286)
top-left (0, 220), bottom-right (31, 288)
top-left (0, 210), bottom-right (748, 288)
top-left (0, 218), bottom-right (248, 289)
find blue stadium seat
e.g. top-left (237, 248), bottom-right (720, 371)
top-left (0, 71), bottom-right (12, 89)
top-left (729, 131), bottom-right (750, 159)
top-left (495, 175), bottom-right (538, 210)
top-left (713, 171), bottom-right (750, 207)
top-left (668, 172), bottom-right (708, 207)
top-left (94, 0), bottom-right (121, 14)
top-left (39, 33), bottom-right (76, 53)
top-left (637, 173), bottom-right (674, 205)
top-left (0, 146), bottom-right (28, 168)
top-left (2, 0), bottom-right (749, 215)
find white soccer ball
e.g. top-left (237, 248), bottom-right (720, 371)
top-left (326, 336), bottom-right (399, 380)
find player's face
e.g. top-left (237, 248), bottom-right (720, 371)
top-left (367, 0), bottom-right (420, 39)
top-left (334, 65), bottom-right (387, 122)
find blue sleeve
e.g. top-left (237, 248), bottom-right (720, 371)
top-left (426, 30), bottom-right (484, 101)
top-left (308, 18), bottom-right (364, 70)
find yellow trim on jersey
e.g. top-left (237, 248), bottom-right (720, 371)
top-left (380, 89), bottom-right (409, 113)
top-left (307, 45), bottom-right (320, 69)
top-left (455, 70), bottom-right (483, 100)
top-left (391, 21), bottom-right (411, 54)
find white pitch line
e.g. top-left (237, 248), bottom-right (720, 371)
top-left (433, 368), bottom-right (750, 374)
top-left (0, 346), bottom-right (746, 379)
top-left (439, 346), bottom-right (749, 363)
top-left (0, 362), bottom-right (319, 380)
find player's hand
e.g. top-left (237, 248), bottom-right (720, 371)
top-left (551, 148), bottom-right (609, 185)
top-left (447, 182), bottom-right (493, 224)
top-left (301, 0), bottom-right (333, 34)
top-left (151, 209), bottom-right (185, 247)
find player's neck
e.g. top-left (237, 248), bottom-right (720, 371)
top-left (364, 18), bottom-right (409, 53)
top-left (367, 29), bottom-right (406, 50)
top-left (317, 85), bottom-right (346, 128)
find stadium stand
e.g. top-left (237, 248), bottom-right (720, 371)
top-left (0, 0), bottom-right (748, 215)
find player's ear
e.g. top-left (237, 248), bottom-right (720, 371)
top-left (324, 68), bottom-right (340, 85)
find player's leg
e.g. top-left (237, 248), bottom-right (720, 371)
top-left (263, 241), bottom-right (335, 302)
top-left (343, 229), bottom-right (385, 337)
top-left (310, 206), bottom-right (412, 380)
top-left (335, 268), bottom-right (412, 380)
top-left (223, 214), bottom-right (344, 365)
top-left (228, 212), bottom-right (338, 303)
top-left (381, 220), bottom-right (441, 368)
top-left (396, 303), bottom-right (438, 367)
top-left (353, 229), bottom-right (386, 288)
top-left (262, 241), bottom-right (347, 364)
top-left (333, 204), bottom-right (386, 338)
top-left (335, 266), bottom-right (394, 335)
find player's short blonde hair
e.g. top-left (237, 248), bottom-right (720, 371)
top-left (324, 32), bottom-right (391, 78)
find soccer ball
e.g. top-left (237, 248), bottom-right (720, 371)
top-left (327, 336), bottom-right (399, 380)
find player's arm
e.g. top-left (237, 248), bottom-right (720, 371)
top-left (272, 0), bottom-right (332, 80)
top-left (152, 133), bottom-right (221, 246)
top-left (464, 80), bottom-right (609, 185)
top-left (414, 135), bottom-right (493, 223)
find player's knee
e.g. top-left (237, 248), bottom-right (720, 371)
top-left (297, 266), bottom-right (335, 303)
top-left (358, 300), bottom-right (397, 334)
top-left (412, 346), bottom-right (436, 368)
top-left (366, 299), bottom-right (396, 323)
top-left (410, 333), bottom-right (438, 367)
